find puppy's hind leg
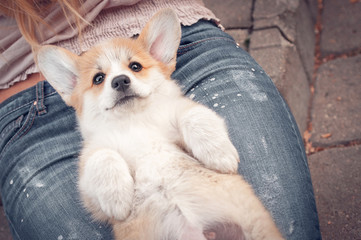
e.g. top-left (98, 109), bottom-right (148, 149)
top-left (173, 170), bottom-right (284, 240)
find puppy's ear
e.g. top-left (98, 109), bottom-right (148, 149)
top-left (138, 9), bottom-right (181, 67)
top-left (37, 45), bottom-right (79, 105)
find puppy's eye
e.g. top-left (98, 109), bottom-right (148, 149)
top-left (93, 72), bottom-right (105, 85)
top-left (129, 62), bottom-right (142, 72)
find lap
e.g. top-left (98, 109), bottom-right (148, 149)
top-left (173, 20), bottom-right (321, 239)
top-left (0, 21), bottom-right (320, 240)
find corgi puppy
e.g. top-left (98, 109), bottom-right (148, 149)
top-left (37, 9), bottom-right (284, 240)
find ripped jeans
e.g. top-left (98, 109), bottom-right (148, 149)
top-left (0, 20), bottom-right (321, 240)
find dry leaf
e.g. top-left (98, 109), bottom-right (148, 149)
top-left (303, 130), bottom-right (315, 154)
top-left (303, 130), bottom-right (311, 141)
top-left (303, 130), bottom-right (311, 142)
top-left (305, 143), bottom-right (315, 154)
top-left (310, 85), bottom-right (315, 94)
top-left (321, 133), bottom-right (332, 139)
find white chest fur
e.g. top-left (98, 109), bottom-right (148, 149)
top-left (83, 99), bottom-right (182, 168)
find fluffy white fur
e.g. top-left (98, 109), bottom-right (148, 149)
top-left (37, 9), bottom-right (284, 240)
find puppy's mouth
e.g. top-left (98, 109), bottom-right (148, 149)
top-left (105, 94), bottom-right (139, 111)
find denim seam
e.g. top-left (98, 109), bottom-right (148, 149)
top-left (275, 84), bottom-right (320, 221)
top-left (177, 37), bottom-right (235, 55)
top-left (0, 104), bottom-right (36, 157)
top-left (0, 102), bottom-right (33, 123)
top-left (0, 92), bottom-right (56, 122)
top-left (36, 81), bottom-right (47, 115)
top-left (4, 212), bottom-right (21, 240)
top-left (0, 91), bottom-right (57, 157)
top-left (35, 85), bottom-right (40, 114)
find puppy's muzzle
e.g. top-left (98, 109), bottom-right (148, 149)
top-left (105, 74), bottom-right (139, 111)
top-left (112, 75), bottom-right (131, 92)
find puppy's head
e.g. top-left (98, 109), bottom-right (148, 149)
top-left (37, 9), bottom-right (181, 118)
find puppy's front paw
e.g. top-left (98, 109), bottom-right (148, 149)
top-left (179, 105), bottom-right (239, 174)
top-left (79, 149), bottom-right (134, 221)
top-left (211, 142), bottom-right (239, 174)
top-left (194, 138), bottom-right (239, 174)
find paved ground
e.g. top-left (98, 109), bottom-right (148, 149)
top-left (1, 0), bottom-right (360, 239)
top-left (306, 0), bottom-right (361, 238)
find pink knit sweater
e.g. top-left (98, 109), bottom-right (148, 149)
top-left (0, 0), bottom-right (218, 89)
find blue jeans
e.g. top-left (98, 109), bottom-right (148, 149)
top-left (0, 20), bottom-right (321, 240)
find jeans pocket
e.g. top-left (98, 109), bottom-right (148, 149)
top-left (0, 103), bottom-right (37, 156)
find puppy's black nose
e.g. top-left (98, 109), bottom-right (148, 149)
top-left (111, 75), bottom-right (131, 92)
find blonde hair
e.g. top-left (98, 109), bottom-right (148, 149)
top-left (0, 0), bottom-right (87, 48)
